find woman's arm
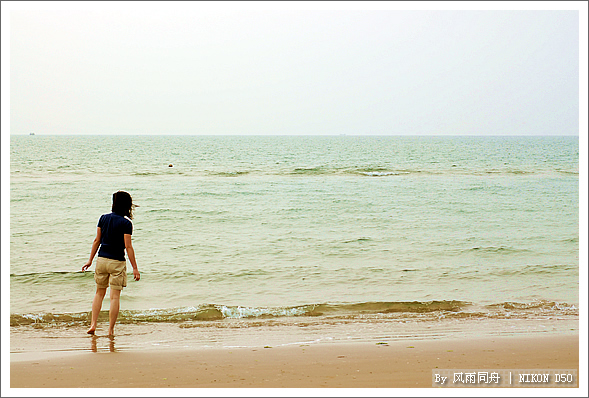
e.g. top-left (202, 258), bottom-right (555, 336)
top-left (124, 234), bottom-right (140, 281)
top-left (82, 227), bottom-right (101, 271)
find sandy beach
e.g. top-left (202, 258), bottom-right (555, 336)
top-left (10, 333), bottom-right (579, 389)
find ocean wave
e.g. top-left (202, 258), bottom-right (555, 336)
top-left (486, 300), bottom-right (575, 310)
top-left (10, 271), bottom-right (89, 283)
top-left (491, 264), bottom-right (577, 276)
top-left (12, 165), bottom-right (579, 179)
top-left (131, 171), bottom-right (160, 176)
top-left (289, 166), bottom-right (334, 175)
top-left (556, 170), bottom-right (579, 175)
top-left (10, 299), bottom-right (578, 327)
top-left (207, 170), bottom-right (251, 177)
top-left (9, 301), bottom-right (465, 326)
top-left (481, 169), bottom-right (534, 175)
top-left (460, 246), bottom-right (528, 255)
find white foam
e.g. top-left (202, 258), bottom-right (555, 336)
top-left (217, 305), bottom-right (307, 319)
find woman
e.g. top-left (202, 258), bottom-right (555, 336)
top-left (82, 191), bottom-right (140, 336)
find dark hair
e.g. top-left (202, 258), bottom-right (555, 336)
top-left (112, 191), bottom-right (135, 219)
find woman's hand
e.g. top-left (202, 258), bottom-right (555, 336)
top-left (83, 228), bottom-right (101, 273)
top-left (82, 261), bottom-right (92, 272)
top-left (125, 234), bottom-right (140, 281)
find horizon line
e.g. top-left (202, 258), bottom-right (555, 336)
top-left (9, 133), bottom-right (580, 137)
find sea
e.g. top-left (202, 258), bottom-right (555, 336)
top-left (9, 135), bottom-right (580, 354)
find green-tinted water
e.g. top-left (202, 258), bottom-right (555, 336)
top-left (10, 135), bottom-right (579, 321)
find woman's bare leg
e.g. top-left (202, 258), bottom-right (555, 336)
top-left (88, 287), bottom-right (107, 334)
top-left (108, 288), bottom-right (121, 336)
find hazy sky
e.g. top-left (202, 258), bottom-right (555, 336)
top-left (5, 4), bottom-right (584, 136)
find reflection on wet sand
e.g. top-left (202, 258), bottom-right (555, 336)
top-left (90, 335), bottom-right (116, 353)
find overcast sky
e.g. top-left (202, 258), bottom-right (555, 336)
top-left (5, 4), bottom-right (583, 136)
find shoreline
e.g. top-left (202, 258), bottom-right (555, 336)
top-left (10, 333), bottom-right (579, 389)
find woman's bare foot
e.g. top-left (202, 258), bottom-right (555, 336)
top-left (107, 329), bottom-right (115, 337)
top-left (87, 328), bottom-right (96, 335)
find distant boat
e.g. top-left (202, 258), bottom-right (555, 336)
top-left (29, 132), bottom-right (35, 135)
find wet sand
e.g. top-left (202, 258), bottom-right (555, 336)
top-left (10, 333), bottom-right (579, 388)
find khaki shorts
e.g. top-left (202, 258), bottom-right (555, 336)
top-left (95, 257), bottom-right (127, 290)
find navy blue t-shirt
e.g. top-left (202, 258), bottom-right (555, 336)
top-left (97, 212), bottom-right (133, 261)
